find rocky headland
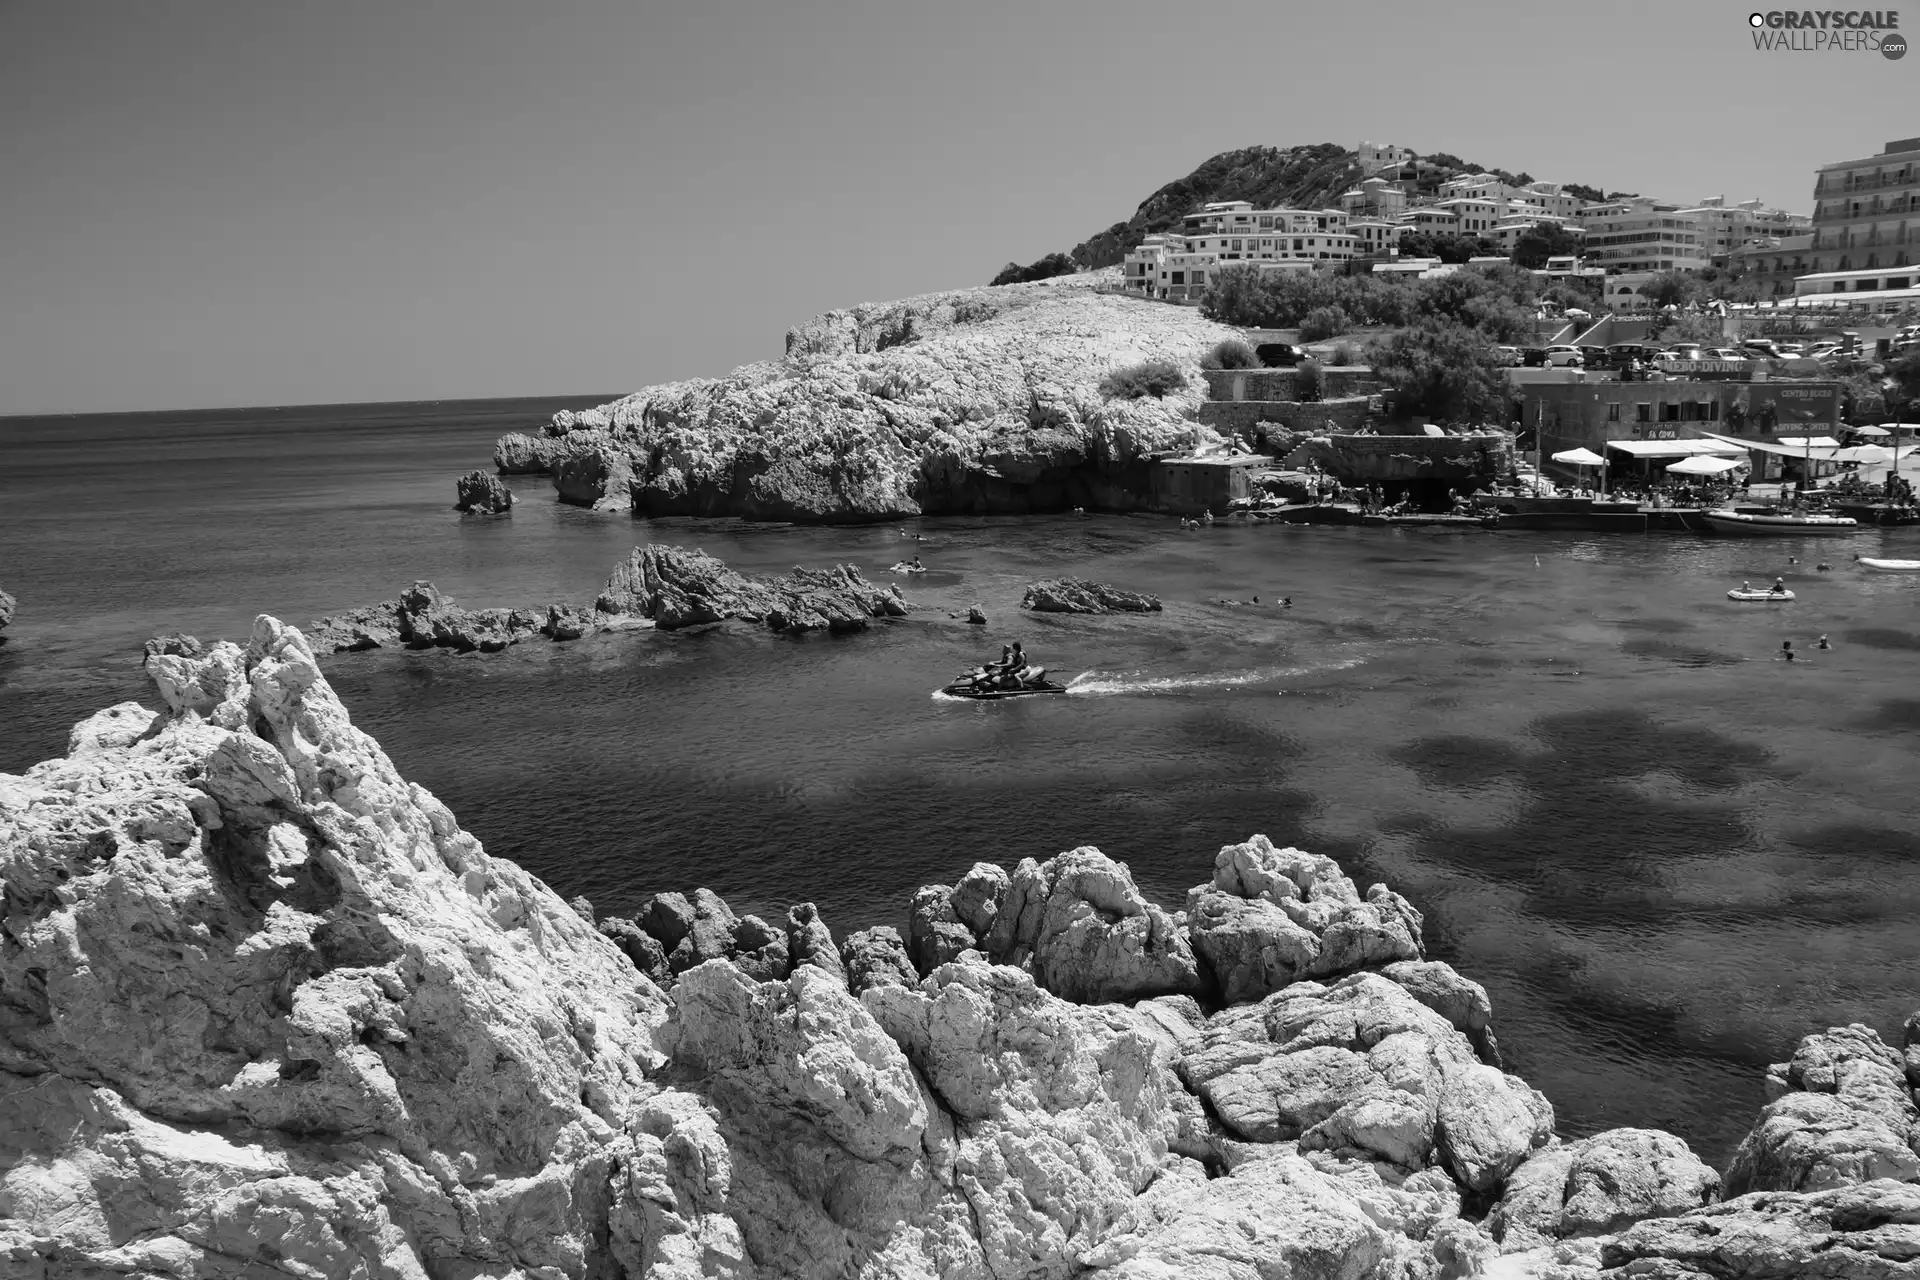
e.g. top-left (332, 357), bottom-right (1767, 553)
top-left (1021, 579), bottom-right (1163, 615)
top-left (305, 547), bottom-right (911, 654)
top-left (4, 615), bottom-right (1919, 1278)
top-left (483, 273), bottom-right (1239, 522)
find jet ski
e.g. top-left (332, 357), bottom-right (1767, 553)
top-left (941, 667), bottom-right (1064, 699)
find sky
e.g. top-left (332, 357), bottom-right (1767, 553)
top-left (1, 0), bottom-right (1914, 415)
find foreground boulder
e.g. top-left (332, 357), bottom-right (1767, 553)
top-left (1022, 578), bottom-right (1163, 614)
top-left (0, 616), bottom-right (668, 1278)
top-left (597, 544), bottom-right (909, 633)
top-left (1488, 1128), bottom-right (1720, 1251)
top-left (454, 468), bottom-right (514, 513)
top-left (0, 585), bottom-right (13, 633)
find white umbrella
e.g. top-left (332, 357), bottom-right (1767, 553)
top-left (1852, 424), bottom-right (1892, 437)
top-left (1666, 455), bottom-right (1745, 476)
top-left (1833, 444), bottom-right (1894, 464)
top-left (1551, 447), bottom-right (1607, 466)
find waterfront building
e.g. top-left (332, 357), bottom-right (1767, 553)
top-left (1515, 376), bottom-right (1844, 459)
top-left (1789, 263), bottom-right (1920, 313)
top-left (1808, 136), bottom-right (1920, 274)
top-left (1577, 201), bottom-right (1708, 274)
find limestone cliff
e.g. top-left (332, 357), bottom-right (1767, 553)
top-left (4, 619), bottom-right (1919, 1279)
top-left (488, 274), bottom-right (1240, 522)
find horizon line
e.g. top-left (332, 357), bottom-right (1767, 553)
top-left (0, 390), bottom-right (636, 423)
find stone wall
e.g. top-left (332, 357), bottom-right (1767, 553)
top-left (1202, 367), bottom-right (1383, 403)
top-left (1287, 432), bottom-right (1516, 483)
top-left (1200, 395), bottom-right (1372, 436)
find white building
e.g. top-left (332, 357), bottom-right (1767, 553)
top-left (1677, 196), bottom-right (1813, 266)
top-left (1357, 141), bottom-right (1414, 175)
top-left (1436, 196), bottom-right (1500, 236)
top-left (1338, 176), bottom-right (1410, 221)
top-left (1400, 207), bottom-right (1462, 236)
top-left (1348, 218), bottom-right (1408, 256)
top-left (1577, 200), bottom-right (1707, 274)
top-left (1792, 263), bottom-right (1920, 301)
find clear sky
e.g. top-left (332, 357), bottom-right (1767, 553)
top-left (2, 0), bottom-right (1913, 415)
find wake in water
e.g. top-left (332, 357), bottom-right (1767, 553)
top-left (1065, 657), bottom-right (1366, 697)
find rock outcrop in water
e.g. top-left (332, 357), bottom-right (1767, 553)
top-left (484, 274), bottom-right (1237, 522)
top-left (5, 620), bottom-right (1919, 1278)
top-left (1021, 578), bottom-right (1164, 614)
top-left (454, 469), bottom-right (514, 514)
top-left (0, 586), bottom-right (13, 635)
top-left (597, 544), bottom-right (909, 633)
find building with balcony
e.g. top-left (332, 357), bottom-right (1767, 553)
top-left (1678, 196), bottom-right (1812, 267)
top-left (1400, 207), bottom-right (1461, 236)
top-left (1808, 136), bottom-right (1920, 274)
top-left (1436, 196), bottom-right (1499, 236)
top-left (1577, 201), bottom-right (1707, 274)
top-left (1789, 264), bottom-right (1920, 313)
top-left (1728, 233), bottom-right (1815, 299)
top-left (1338, 177), bottom-right (1409, 221)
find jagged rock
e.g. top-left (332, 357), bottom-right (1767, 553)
top-left (1725, 1022), bottom-right (1920, 1195)
top-left (950, 861), bottom-right (1010, 938)
top-left (554, 443), bottom-right (634, 510)
top-left (1384, 959), bottom-right (1502, 1068)
top-left (542, 601), bottom-right (596, 641)
top-left (395, 581), bottom-right (543, 653)
top-left (785, 902), bottom-right (844, 982)
top-left (1188, 835), bottom-right (1424, 1003)
top-left (656, 887), bottom-right (739, 975)
top-left (140, 632), bottom-right (205, 665)
top-left (305, 599), bottom-right (402, 652)
top-left (598, 916), bottom-right (671, 986)
top-left (1179, 972), bottom-right (1553, 1190)
top-left (0, 615), bottom-right (668, 1278)
top-left (494, 429), bottom-right (565, 474)
top-left (638, 890), bottom-right (696, 950)
top-left (907, 883), bottom-right (977, 976)
top-left (568, 894), bottom-right (595, 924)
top-left (729, 913), bottom-right (792, 982)
top-left (1080, 1148), bottom-right (1466, 1278)
top-left (1021, 577), bottom-right (1163, 614)
top-left (841, 926), bottom-right (918, 995)
top-left (454, 468), bottom-right (514, 513)
top-left (1489, 1128), bottom-right (1720, 1251)
top-left (1590, 1178), bottom-right (1920, 1278)
top-left (0, 585), bottom-right (13, 631)
top-left (982, 846), bottom-right (1204, 1004)
top-left (477, 278), bottom-right (1237, 524)
top-left (597, 544), bottom-right (908, 635)
top-left (967, 605), bottom-right (987, 625)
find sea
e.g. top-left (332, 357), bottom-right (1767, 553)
top-left (3, 396), bottom-right (1918, 1168)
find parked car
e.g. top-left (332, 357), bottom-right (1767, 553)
top-left (1255, 343), bottom-right (1305, 367)
top-left (1740, 339), bottom-right (1783, 358)
top-left (1608, 343), bottom-right (1657, 367)
top-left (1701, 348), bottom-right (1744, 361)
top-left (1491, 345), bottom-right (1521, 366)
top-left (1579, 345), bottom-right (1609, 367)
top-left (1544, 345), bottom-right (1584, 368)
top-left (1519, 347), bottom-right (1551, 367)
top-left (1804, 342), bottom-right (1842, 360)
top-left (1666, 343), bottom-right (1704, 362)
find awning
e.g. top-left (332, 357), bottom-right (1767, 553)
top-left (1699, 432), bottom-right (1849, 460)
top-left (1852, 425), bottom-right (1892, 437)
top-left (1666, 456), bottom-right (1746, 475)
top-left (1606, 438), bottom-right (1749, 458)
top-left (1551, 447), bottom-right (1607, 466)
top-left (1777, 436), bottom-right (1842, 449)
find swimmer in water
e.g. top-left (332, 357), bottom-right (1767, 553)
top-left (1281, 597), bottom-right (1293, 608)
top-left (1781, 640), bottom-right (1795, 661)
top-left (1818, 634), bottom-right (1831, 650)
top-left (1817, 561), bottom-right (1831, 571)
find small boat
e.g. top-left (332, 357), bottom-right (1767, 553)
top-left (1856, 556), bottom-right (1920, 572)
top-left (1700, 510), bottom-right (1860, 537)
top-left (940, 676), bottom-right (1066, 700)
top-left (1727, 588), bottom-right (1795, 602)
top-left (889, 562), bottom-right (928, 575)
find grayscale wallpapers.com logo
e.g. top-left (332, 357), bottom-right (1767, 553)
top-left (1747, 10), bottom-right (1907, 56)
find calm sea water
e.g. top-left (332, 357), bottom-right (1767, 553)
top-left (4, 398), bottom-right (1919, 1167)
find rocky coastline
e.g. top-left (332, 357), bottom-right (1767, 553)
top-left (3, 616), bottom-right (1917, 1278)
top-left (305, 546), bottom-right (911, 653)
top-left (478, 273), bottom-right (1237, 523)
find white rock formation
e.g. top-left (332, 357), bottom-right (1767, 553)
top-left (487, 273), bottom-right (1238, 521)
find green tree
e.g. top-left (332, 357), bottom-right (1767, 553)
top-left (989, 253), bottom-right (1077, 287)
top-left (1367, 320), bottom-right (1513, 425)
top-left (1887, 351), bottom-right (1920, 410)
top-left (1510, 225), bottom-right (1582, 269)
top-left (1638, 271), bottom-right (1703, 311)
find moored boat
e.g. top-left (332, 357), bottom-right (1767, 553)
top-left (1855, 555), bottom-right (1920, 572)
top-left (1727, 587), bottom-right (1795, 601)
top-left (1700, 510), bottom-right (1859, 537)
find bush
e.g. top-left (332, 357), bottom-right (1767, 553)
top-left (990, 252), bottom-right (1077, 287)
top-left (1299, 306), bottom-right (1352, 342)
top-left (1200, 337), bottom-right (1260, 370)
top-left (1294, 359), bottom-right (1324, 403)
top-left (1368, 319), bottom-right (1512, 425)
top-left (952, 297), bottom-right (1001, 325)
top-left (1329, 342), bottom-right (1356, 367)
top-left (1100, 358), bottom-right (1188, 400)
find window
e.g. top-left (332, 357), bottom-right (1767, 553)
top-left (1170, 271), bottom-right (1185, 284)
top-left (1636, 404), bottom-right (1652, 423)
top-left (1661, 403), bottom-right (1680, 422)
top-left (1607, 404), bottom-right (1621, 423)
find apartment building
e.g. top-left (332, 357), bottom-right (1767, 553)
top-left (1121, 226), bottom-right (1345, 300)
top-left (1728, 233), bottom-right (1815, 298)
top-left (1347, 219), bottom-right (1408, 256)
top-left (1577, 200), bottom-right (1707, 273)
top-left (1678, 196), bottom-right (1812, 267)
top-left (1178, 201), bottom-right (1348, 238)
top-left (1436, 196), bottom-right (1500, 236)
top-left (1357, 141), bottom-right (1415, 175)
top-left (1436, 174), bottom-right (1587, 222)
top-left (1808, 136), bottom-right (1920, 273)
top-left (1791, 263), bottom-right (1920, 310)
top-left (1338, 177), bottom-right (1409, 221)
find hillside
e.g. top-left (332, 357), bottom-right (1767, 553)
top-left (1048, 143), bottom-right (1591, 274)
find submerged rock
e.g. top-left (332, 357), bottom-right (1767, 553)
top-left (1021, 577), bottom-right (1164, 614)
top-left (454, 468), bottom-right (514, 513)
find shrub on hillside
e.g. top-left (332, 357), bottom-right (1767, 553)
top-left (951, 297), bottom-right (1002, 325)
top-left (1100, 358), bottom-right (1188, 400)
top-left (1294, 358), bottom-right (1324, 403)
top-left (1201, 337), bottom-right (1260, 370)
top-left (1299, 306), bottom-right (1352, 342)
top-left (1329, 342), bottom-right (1356, 367)
top-left (990, 253), bottom-right (1077, 287)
